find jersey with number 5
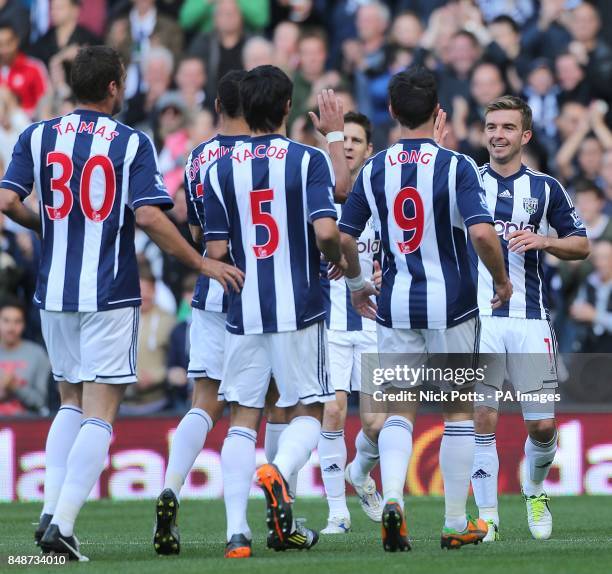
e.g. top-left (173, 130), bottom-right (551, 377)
top-left (203, 135), bottom-right (337, 335)
top-left (1, 110), bottom-right (173, 312)
top-left (339, 139), bottom-right (493, 330)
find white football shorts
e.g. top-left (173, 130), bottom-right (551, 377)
top-left (187, 309), bottom-right (226, 381)
top-left (220, 321), bottom-right (334, 408)
top-left (327, 329), bottom-right (378, 393)
top-left (40, 307), bottom-right (139, 384)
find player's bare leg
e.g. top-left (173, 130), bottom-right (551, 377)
top-left (472, 404), bottom-right (501, 540)
top-left (155, 376), bottom-right (225, 555)
top-left (36, 382), bottom-right (83, 545)
top-left (522, 417), bottom-right (556, 540)
top-left (319, 391), bottom-right (350, 532)
top-left (440, 395), bottom-right (487, 549)
top-left (41, 383), bottom-right (127, 561)
top-left (344, 407), bottom-right (384, 523)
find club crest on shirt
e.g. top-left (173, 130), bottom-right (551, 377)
top-left (522, 197), bottom-right (538, 215)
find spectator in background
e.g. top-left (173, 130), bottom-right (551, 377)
top-left (272, 20), bottom-right (299, 74)
top-left (180, 0), bottom-right (268, 34)
top-left (389, 10), bottom-right (423, 51)
top-left (475, 0), bottom-right (535, 26)
top-left (436, 30), bottom-right (482, 114)
top-left (574, 180), bottom-right (612, 241)
top-left (522, 0), bottom-right (572, 62)
top-left (123, 45), bottom-right (174, 131)
top-left (29, 0), bottom-right (100, 67)
top-left (570, 238), bottom-right (612, 353)
top-left (486, 15), bottom-right (531, 92)
top-left (556, 51), bottom-right (592, 106)
top-left (602, 150), bottom-right (612, 214)
top-left (0, 300), bottom-right (50, 416)
top-left (189, 0), bottom-right (248, 105)
top-left (121, 262), bottom-right (175, 415)
top-left (0, 22), bottom-right (47, 118)
top-left (174, 55), bottom-right (208, 115)
top-left (468, 61), bottom-right (507, 121)
top-left (242, 35), bottom-right (274, 70)
top-left (288, 27), bottom-right (328, 128)
top-left (567, 2), bottom-right (612, 102)
top-left (0, 86), bottom-right (29, 173)
top-left (0, 0), bottom-right (30, 48)
top-left (556, 101), bottom-right (612, 183)
top-left (107, 0), bottom-right (182, 102)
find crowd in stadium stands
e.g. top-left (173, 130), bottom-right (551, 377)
top-left (0, 0), bottom-right (611, 416)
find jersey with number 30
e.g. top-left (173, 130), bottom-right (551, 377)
top-left (339, 138), bottom-right (493, 330)
top-left (203, 134), bottom-right (337, 335)
top-left (1, 109), bottom-right (173, 312)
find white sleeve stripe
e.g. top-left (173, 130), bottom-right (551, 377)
top-left (463, 154), bottom-right (485, 187)
top-left (310, 208), bottom-right (337, 216)
top-left (464, 213), bottom-right (492, 222)
top-left (559, 229), bottom-right (586, 238)
top-left (1, 180), bottom-right (30, 194)
top-left (132, 195), bottom-right (172, 204)
top-left (205, 230), bottom-right (228, 235)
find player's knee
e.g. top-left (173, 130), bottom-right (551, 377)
top-left (526, 418), bottom-right (556, 443)
top-left (323, 401), bottom-right (344, 430)
top-left (473, 406), bottom-right (498, 434)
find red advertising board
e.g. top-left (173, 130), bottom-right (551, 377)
top-left (0, 413), bottom-right (610, 501)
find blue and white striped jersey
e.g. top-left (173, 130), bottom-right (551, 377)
top-left (475, 164), bottom-right (586, 319)
top-left (203, 134), bottom-right (337, 335)
top-left (321, 203), bottom-right (379, 332)
top-left (1, 109), bottom-right (173, 312)
top-left (339, 138), bottom-right (493, 329)
top-left (184, 134), bottom-right (247, 313)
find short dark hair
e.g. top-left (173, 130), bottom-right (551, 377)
top-left (70, 46), bottom-right (124, 104)
top-left (574, 179), bottom-right (605, 200)
top-left (217, 69), bottom-right (247, 118)
top-left (344, 111), bottom-right (372, 144)
top-left (491, 15), bottom-right (519, 34)
top-left (388, 67), bottom-right (438, 129)
top-left (0, 297), bottom-right (25, 319)
top-left (240, 65), bottom-right (293, 132)
top-left (298, 27), bottom-right (328, 48)
top-left (0, 20), bottom-right (17, 36)
top-left (453, 29), bottom-right (480, 48)
top-left (485, 95), bottom-right (533, 131)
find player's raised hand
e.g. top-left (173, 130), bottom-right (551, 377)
top-left (491, 278), bottom-right (513, 309)
top-left (507, 229), bottom-right (549, 254)
top-left (200, 258), bottom-right (245, 293)
top-left (371, 260), bottom-right (382, 291)
top-left (309, 89), bottom-right (344, 137)
top-left (433, 108), bottom-right (448, 145)
top-left (350, 282), bottom-right (378, 320)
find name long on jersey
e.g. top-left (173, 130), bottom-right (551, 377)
top-left (339, 139), bottom-right (493, 330)
top-left (1, 110), bottom-right (173, 312)
top-left (184, 134), bottom-right (247, 313)
top-left (475, 164), bottom-right (586, 320)
top-left (321, 204), bottom-right (380, 332)
top-left (203, 135), bottom-right (337, 335)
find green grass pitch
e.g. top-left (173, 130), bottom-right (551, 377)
top-left (1, 496), bottom-right (611, 573)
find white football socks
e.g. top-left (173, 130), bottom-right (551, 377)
top-left (319, 430), bottom-right (349, 518)
top-left (349, 429), bottom-right (379, 486)
top-left (523, 430), bottom-right (557, 496)
top-left (42, 405), bottom-right (83, 516)
top-left (264, 422), bottom-right (298, 497)
top-left (221, 427), bottom-right (256, 541)
top-left (472, 433), bottom-right (499, 524)
top-left (52, 418), bottom-right (113, 537)
top-left (274, 416), bottom-right (320, 481)
top-left (441, 420), bottom-right (475, 531)
top-left (164, 408), bottom-right (212, 499)
top-left (379, 416), bottom-right (413, 509)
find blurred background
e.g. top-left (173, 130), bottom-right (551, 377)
top-left (0, 0), bottom-right (610, 500)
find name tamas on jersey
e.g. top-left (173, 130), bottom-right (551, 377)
top-left (203, 136), bottom-right (337, 335)
top-left (184, 135), bottom-right (247, 313)
top-left (322, 208), bottom-right (380, 332)
top-left (475, 164), bottom-right (587, 320)
top-left (1, 110), bottom-right (173, 313)
top-left (339, 139), bottom-right (493, 330)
